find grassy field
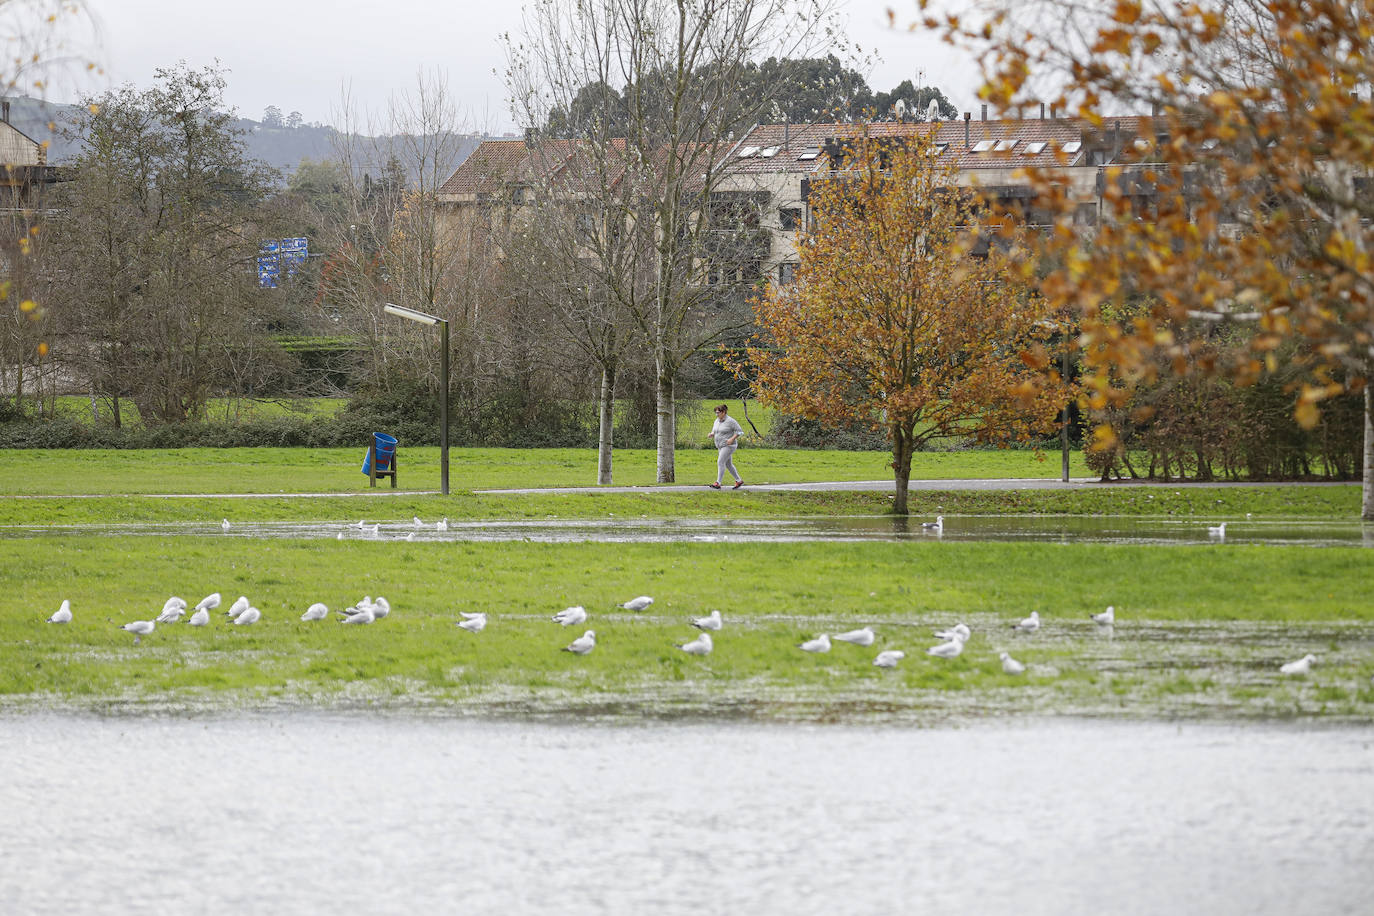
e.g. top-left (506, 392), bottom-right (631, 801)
top-left (3, 537), bottom-right (1371, 719)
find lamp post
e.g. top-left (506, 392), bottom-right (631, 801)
top-left (384, 302), bottom-right (449, 495)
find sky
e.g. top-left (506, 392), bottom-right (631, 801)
top-left (35, 0), bottom-right (986, 136)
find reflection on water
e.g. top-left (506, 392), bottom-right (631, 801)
top-left (2, 515), bottom-right (1367, 546)
top-left (1, 715), bottom-right (1370, 915)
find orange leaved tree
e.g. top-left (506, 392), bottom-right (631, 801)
top-left (731, 133), bottom-right (1059, 514)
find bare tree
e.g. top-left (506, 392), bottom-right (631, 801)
top-left (506, 0), bottom-right (841, 481)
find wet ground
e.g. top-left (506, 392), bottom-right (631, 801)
top-left (5, 514), bottom-right (1368, 546)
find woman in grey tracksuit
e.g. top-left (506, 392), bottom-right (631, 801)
top-left (706, 403), bottom-right (744, 489)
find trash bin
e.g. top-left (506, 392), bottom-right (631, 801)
top-left (361, 432), bottom-right (398, 475)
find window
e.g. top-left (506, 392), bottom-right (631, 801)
top-left (737, 145), bottom-right (761, 158)
top-left (778, 262), bottom-right (798, 285)
top-left (779, 207), bottom-right (802, 231)
top-left (971, 139), bottom-right (995, 153)
top-left (1060, 140), bottom-right (1082, 154)
top-left (1023, 141), bottom-right (1047, 155)
top-left (931, 142), bottom-right (948, 156)
top-left (994, 139), bottom-right (1017, 152)
top-left (798, 146), bottom-right (821, 161)
top-left (760, 146), bottom-right (780, 158)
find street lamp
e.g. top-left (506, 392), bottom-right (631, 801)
top-left (384, 302), bottom-right (449, 495)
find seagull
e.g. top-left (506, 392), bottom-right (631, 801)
top-left (834, 627), bottom-right (876, 647)
top-left (362, 524), bottom-right (380, 537)
top-left (922, 515), bottom-right (944, 533)
top-left (46, 600), bottom-right (72, 624)
top-left (799, 634), bottom-right (831, 653)
top-left (188, 608), bottom-right (209, 627)
top-left (225, 595), bottom-right (250, 618)
top-left (927, 633), bottom-right (966, 658)
top-left (873, 649), bottom-right (906, 668)
top-left (563, 629), bottom-right (596, 655)
top-left (934, 623), bottom-right (971, 641)
top-left (232, 606), bottom-right (261, 626)
top-left (221, 519), bottom-right (231, 531)
top-left (301, 603), bottom-right (329, 622)
top-left (678, 632), bottom-right (713, 656)
top-left (457, 612), bottom-right (487, 633)
top-left (690, 610), bottom-right (723, 631)
top-left (1280, 653), bottom-right (1316, 675)
top-left (553, 605), bottom-right (588, 626)
top-left (370, 597), bottom-right (391, 620)
top-left (436, 517), bottom-right (449, 531)
top-left (351, 520), bottom-right (367, 529)
top-left (121, 619), bottom-right (155, 643)
top-left (341, 606), bottom-right (375, 624)
top-left (413, 516), bottom-right (424, 528)
top-left (194, 592), bottom-right (221, 613)
top-left (156, 597), bottom-right (187, 624)
top-left (1000, 651), bottom-right (1026, 675)
top-left (403, 532), bottom-right (415, 541)
top-left (1012, 611), bottom-right (1041, 634)
top-left (618, 596), bottom-right (654, 612)
top-left (1207, 522), bottom-right (1227, 538)
top-left (1091, 606), bottom-right (1115, 627)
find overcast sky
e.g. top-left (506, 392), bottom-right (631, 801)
top-left (41, 0), bottom-right (984, 135)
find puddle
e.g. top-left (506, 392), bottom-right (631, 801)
top-left (2, 515), bottom-right (1367, 546)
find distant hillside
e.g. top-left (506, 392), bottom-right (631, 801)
top-left (2, 96), bottom-right (484, 180)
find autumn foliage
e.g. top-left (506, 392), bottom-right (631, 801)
top-left (731, 134), bottom-right (1059, 514)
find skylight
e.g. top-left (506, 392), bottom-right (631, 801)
top-left (994, 139), bottom-right (1018, 152)
top-left (737, 145), bottom-right (761, 158)
top-left (971, 139), bottom-right (995, 153)
top-left (760, 146), bottom-right (780, 158)
top-left (1023, 141), bottom-right (1047, 155)
top-left (798, 147), bottom-right (820, 161)
top-left (1060, 140), bottom-right (1082, 154)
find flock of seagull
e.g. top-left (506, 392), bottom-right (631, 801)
top-left (41, 592), bottom-right (1323, 676)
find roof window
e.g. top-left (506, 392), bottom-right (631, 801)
top-left (1023, 141), bottom-right (1047, 155)
top-left (971, 139), bottom-right (996, 153)
top-left (798, 146), bottom-right (821, 161)
top-left (994, 139), bottom-right (1018, 152)
top-left (1060, 140), bottom-right (1082, 154)
top-left (737, 145), bottom-right (761, 158)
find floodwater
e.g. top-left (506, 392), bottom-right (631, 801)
top-left (4, 515), bottom-right (1370, 546)
top-left (2, 715), bottom-right (1370, 914)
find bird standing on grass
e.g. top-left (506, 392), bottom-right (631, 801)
top-left (194, 593), bottom-right (221, 613)
top-left (618, 596), bottom-right (653, 612)
top-left (341, 606), bottom-right (375, 625)
top-left (1000, 652), bottom-right (1026, 675)
top-left (927, 632), bottom-right (967, 658)
top-left (1280, 653), bottom-right (1316, 676)
top-left (457, 612), bottom-right (487, 633)
top-left (156, 597), bottom-right (187, 624)
top-left (833, 627), bottom-right (876, 647)
top-left (553, 606), bottom-right (588, 627)
top-left (690, 610), bottom-right (723, 631)
top-left (232, 606), bottom-right (261, 626)
top-left (121, 620), bottom-right (155, 644)
top-left (677, 633), bottom-right (713, 656)
top-left (799, 634), bottom-right (831, 654)
top-left (225, 595), bottom-right (250, 619)
top-left (1012, 611), bottom-right (1041, 634)
top-left (1091, 606), bottom-right (1115, 627)
top-left (873, 650), bottom-right (905, 669)
top-left (563, 630), bottom-right (596, 655)
top-left (934, 623), bottom-right (971, 642)
top-left (188, 608), bottom-right (209, 627)
top-left (47, 600), bottom-right (72, 624)
top-left (301, 603), bottom-right (329, 622)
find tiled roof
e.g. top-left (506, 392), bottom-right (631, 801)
top-left (723, 116), bottom-right (1156, 173)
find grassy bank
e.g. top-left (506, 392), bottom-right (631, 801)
top-left (3, 538), bottom-right (1371, 719)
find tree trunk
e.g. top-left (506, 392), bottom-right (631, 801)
top-left (1362, 380), bottom-right (1373, 521)
top-left (655, 359), bottom-right (675, 483)
top-left (891, 425), bottom-right (915, 515)
top-left (597, 363), bottom-right (616, 485)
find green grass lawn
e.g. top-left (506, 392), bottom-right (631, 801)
top-left (3, 537), bottom-right (1371, 718)
top-left (4, 445), bottom-right (1086, 496)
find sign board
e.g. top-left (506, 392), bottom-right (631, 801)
top-left (257, 238), bottom-right (308, 287)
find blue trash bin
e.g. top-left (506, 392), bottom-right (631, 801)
top-left (362, 432), bottom-right (398, 475)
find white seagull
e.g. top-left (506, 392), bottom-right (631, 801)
top-left (341, 606), bottom-right (375, 624)
top-left (413, 516), bottom-right (424, 528)
top-left (362, 524), bottom-right (380, 537)
top-left (690, 610), bottom-right (723, 631)
top-left (188, 608), bottom-right (209, 627)
top-left (678, 632), bottom-right (713, 656)
top-left (47, 600), bottom-right (72, 624)
top-left (1280, 653), bottom-right (1316, 676)
top-left (1011, 611), bottom-right (1041, 634)
top-left (370, 597), bottom-right (391, 620)
top-left (618, 596), bottom-right (654, 612)
top-left (1091, 606), bottom-right (1115, 627)
top-left (194, 592), bottom-right (221, 613)
top-left (1000, 651), bottom-right (1026, 675)
top-left (834, 626), bottom-right (876, 647)
top-left (120, 619), bottom-right (155, 643)
top-left (156, 597), bottom-right (187, 624)
top-left (457, 612), bottom-right (487, 633)
top-left (221, 519), bottom-right (231, 531)
top-left (563, 629), bottom-right (596, 655)
top-left (351, 520), bottom-right (367, 529)
top-left (301, 603), bottom-right (329, 622)
top-left (232, 606), bottom-right (261, 626)
top-left (922, 515), bottom-right (944, 533)
top-left (927, 634), bottom-right (966, 659)
top-left (934, 623), bottom-right (972, 641)
top-left (873, 649), bottom-right (906, 668)
top-left (553, 605), bottom-right (588, 626)
top-left (799, 633), bottom-right (831, 653)
top-left (436, 517), bottom-right (449, 531)
top-left (1207, 522), bottom-right (1227, 538)
top-left (225, 595), bottom-right (250, 618)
